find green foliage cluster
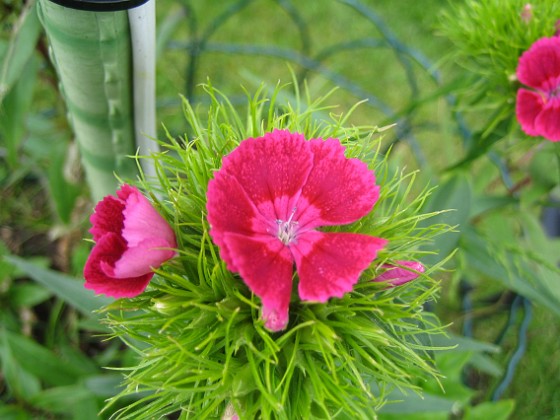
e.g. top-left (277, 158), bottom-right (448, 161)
top-left (102, 84), bottom-right (450, 419)
top-left (439, 0), bottom-right (560, 124)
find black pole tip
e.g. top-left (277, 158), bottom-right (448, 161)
top-left (46, 0), bottom-right (150, 12)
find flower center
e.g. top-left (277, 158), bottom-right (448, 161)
top-left (276, 208), bottom-right (299, 245)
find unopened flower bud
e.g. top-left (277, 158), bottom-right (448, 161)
top-left (521, 4), bottom-right (532, 24)
top-left (373, 260), bottom-right (424, 287)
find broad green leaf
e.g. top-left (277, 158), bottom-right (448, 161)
top-left (0, 2), bottom-right (42, 102)
top-left (156, 5), bottom-right (186, 58)
top-left (461, 228), bottom-right (560, 317)
top-left (379, 346), bottom-right (477, 419)
top-left (84, 374), bottom-right (124, 397)
top-left (4, 255), bottom-right (111, 317)
top-left (426, 351), bottom-right (474, 402)
top-left (0, 330), bottom-right (41, 400)
top-left (519, 212), bottom-right (560, 269)
top-left (445, 111), bottom-right (513, 171)
top-left (0, 240), bottom-right (17, 283)
top-left (379, 412), bottom-right (448, 420)
top-left (57, 340), bottom-right (101, 375)
top-left (464, 400), bottom-right (516, 420)
top-left (0, 403), bottom-right (31, 420)
top-left (469, 353), bottom-right (503, 377)
top-left (378, 391), bottom-right (455, 414)
top-left (0, 55), bottom-right (39, 168)
top-left (529, 142), bottom-right (559, 189)
top-left (46, 143), bottom-right (81, 224)
top-left (432, 333), bottom-right (500, 354)
top-left (28, 385), bottom-right (99, 419)
top-left (8, 282), bottom-right (52, 308)
top-left (421, 173), bottom-right (472, 265)
top-left (2, 329), bottom-right (87, 386)
top-left (470, 195), bottom-right (517, 220)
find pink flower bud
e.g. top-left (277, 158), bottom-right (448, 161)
top-left (521, 4), bottom-right (532, 24)
top-left (373, 260), bottom-right (424, 287)
top-left (84, 184), bottom-right (177, 298)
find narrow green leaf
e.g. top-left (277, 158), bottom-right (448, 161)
top-left (28, 385), bottom-right (99, 419)
top-left (445, 111), bottom-right (514, 171)
top-left (469, 353), bottom-right (503, 378)
top-left (84, 374), bottom-right (124, 397)
top-left (421, 173), bottom-right (472, 265)
top-left (0, 330), bottom-right (41, 401)
top-left (0, 403), bottom-right (32, 420)
top-left (155, 5), bottom-right (185, 58)
top-left (4, 255), bottom-right (111, 316)
top-left (432, 333), bottom-right (500, 354)
top-left (529, 142), bottom-right (560, 189)
top-left (470, 195), bottom-right (517, 219)
top-left (0, 55), bottom-right (39, 168)
top-left (3, 329), bottom-right (87, 386)
top-left (0, 2), bottom-right (42, 102)
top-left (463, 400), bottom-right (516, 420)
top-left (378, 391), bottom-right (455, 414)
top-left (461, 228), bottom-right (560, 317)
top-left (46, 143), bottom-right (81, 224)
top-left (8, 282), bottom-right (52, 308)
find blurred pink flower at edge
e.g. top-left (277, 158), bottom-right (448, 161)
top-left (516, 36), bottom-right (560, 142)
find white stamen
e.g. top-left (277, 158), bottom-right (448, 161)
top-left (276, 207), bottom-right (298, 245)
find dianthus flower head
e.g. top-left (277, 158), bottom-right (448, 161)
top-left (84, 184), bottom-right (177, 298)
top-left (516, 36), bottom-right (560, 142)
top-left (206, 129), bottom-right (387, 331)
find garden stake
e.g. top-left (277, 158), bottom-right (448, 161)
top-left (37, 0), bottom-right (157, 201)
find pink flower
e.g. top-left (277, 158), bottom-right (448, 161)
top-left (373, 260), bottom-right (424, 287)
top-left (516, 36), bottom-right (560, 142)
top-left (206, 130), bottom-right (387, 331)
top-left (84, 184), bottom-right (177, 298)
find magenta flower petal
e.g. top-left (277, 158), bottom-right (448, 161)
top-left (516, 89), bottom-right (545, 136)
top-left (84, 184), bottom-right (177, 298)
top-left (218, 129), bottom-right (314, 220)
top-left (296, 138), bottom-right (379, 229)
top-left (516, 37), bottom-right (560, 142)
top-left (373, 260), bottom-right (425, 287)
top-left (535, 100), bottom-right (560, 142)
top-left (517, 37), bottom-right (560, 91)
top-left (207, 173), bottom-right (269, 271)
top-left (291, 231), bottom-right (387, 302)
top-left (89, 195), bottom-right (125, 241)
top-left (118, 184), bottom-right (176, 248)
top-left (222, 232), bottom-right (294, 331)
top-left (106, 237), bottom-right (177, 278)
top-left (84, 233), bottom-right (154, 298)
top-left (206, 131), bottom-right (386, 331)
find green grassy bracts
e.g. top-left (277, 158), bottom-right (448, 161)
top-left (102, 84), bottom-right (449, 419)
